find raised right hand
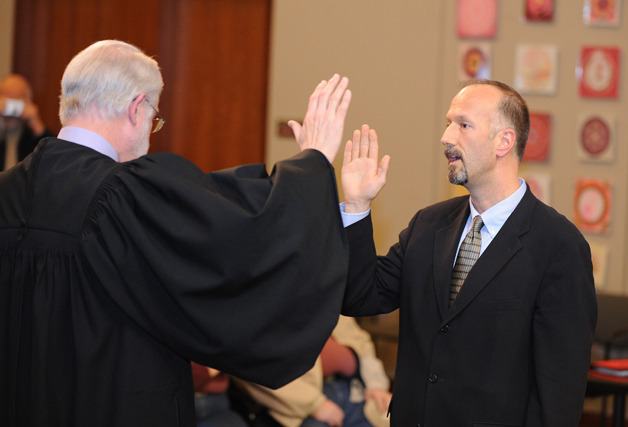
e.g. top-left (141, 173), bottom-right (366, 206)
top-left (311, 399), bottom-right (344, 427)
top-left (341, 124), bottom-right (391, 213)
top-left (289, 74), bottom-right (352, 164)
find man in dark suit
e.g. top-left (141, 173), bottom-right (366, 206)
top-left (0, 74), bottom-right (53, 170)
top-left (339, 80), bottom-right (596, 426)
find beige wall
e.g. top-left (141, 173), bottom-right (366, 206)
top-left (268, 0), bottom-right (628, 295)
top-left (0, 0), bottom-right (15, 77)
top-left (267, 0), bottom-right (447, 251)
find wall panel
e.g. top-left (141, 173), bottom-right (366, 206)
top-left (12, 0), bottom-right (270, 171)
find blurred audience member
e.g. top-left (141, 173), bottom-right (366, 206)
top-left (191, 363), bottom-right (248, 427)
top-left (0, 74), bottom-right (53, 170)
top-left (237, 316), bottom-right (391, 427)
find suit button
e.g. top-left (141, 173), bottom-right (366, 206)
top-left (439, 324), bottom-right (449, 334)
top-left (427, 373), bottom-right (438, 383)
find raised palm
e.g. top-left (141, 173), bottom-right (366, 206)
top-left (341, 124), bottom-right (391, 212)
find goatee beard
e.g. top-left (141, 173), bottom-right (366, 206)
top-left (448, 165), bottom-right (468, 185)
top-left (444, 144), bottom-right (467, 185)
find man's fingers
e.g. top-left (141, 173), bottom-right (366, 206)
top-left (359, 124), bottom-right (370, 157)
top-left (378, 154), bottom-right (391, 180)
top-left (368, 128), bottom-right (378, 160)
top-left (306, 80), bottom-right (326, 121)
top-left (315, 74), bottom-right (340, 117)
top-left (288, 120), bottom-right (302, 143)
top-left (351, 129), bottom-right (360, 159)
top-left (328, 76), bottom-right (349, 113)
top-left (343, 140), bottom-right (353, 165)
top-left (336, 88), bottom-right (351, 123)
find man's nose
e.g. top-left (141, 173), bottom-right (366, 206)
top-left (440, 124), bottom-right (454, 146)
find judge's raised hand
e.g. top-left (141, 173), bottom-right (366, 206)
top-left (341, 124), bottom-right (390, 213)
top-left (289, 74), bottom-right (352, 164)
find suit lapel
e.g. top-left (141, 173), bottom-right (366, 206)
top-left (433, 200), bottom-right (470, 320)
top-left (444, 188), bottom-right (537, 323)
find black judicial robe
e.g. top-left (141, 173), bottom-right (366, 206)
top-left (0, 138), bottom-right (348, 427)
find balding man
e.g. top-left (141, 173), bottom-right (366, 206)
top-left (340, 80), bottom-right (596, 426)
top-left (0, 73), bottom-right (53, 170)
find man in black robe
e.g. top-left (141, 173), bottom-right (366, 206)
top-left (0, 40), bottom-right (353, 427)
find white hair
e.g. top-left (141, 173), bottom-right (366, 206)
top-left (59, 40), bottom-right (164, 125)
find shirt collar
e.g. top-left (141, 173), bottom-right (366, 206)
top-left (468, 178), bottom-right (527, 238)
top-left (57, 126), bottom-right (119, 162)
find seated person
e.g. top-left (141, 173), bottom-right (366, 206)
top-left (236, 316), bottom-right (391, 427)
top-left (192, 363), bottom-right (248, 427)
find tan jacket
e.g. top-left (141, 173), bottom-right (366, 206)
top-left (236, 316), bottom-right (390, 427)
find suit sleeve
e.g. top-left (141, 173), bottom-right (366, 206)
top-left (342, 213), bottom-right (417, 316)
top-left (526, 234), bottom-right (596, 427)
top-left (81, 149), bottom-right (348, 389)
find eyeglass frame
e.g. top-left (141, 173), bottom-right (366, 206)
top-left (143, 98), bottom-right (165, 134)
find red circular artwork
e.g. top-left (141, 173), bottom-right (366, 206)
top-left (462, 48), bottom-right (486, 78)
top-left (581, 117), bottom-right (610, 156)
top-left (523, 113), bottom-right (550, 161)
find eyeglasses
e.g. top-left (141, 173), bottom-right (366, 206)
top-left (144, 99), bottom-right (165, 134)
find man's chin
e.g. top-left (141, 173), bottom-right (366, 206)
top-left (448, 169), bottom-right (468, 186)
top-left (449, 178), bottom-right (468, 186)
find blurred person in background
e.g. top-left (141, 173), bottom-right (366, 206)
top-left (191, 363), bottom-right (247, 427)
top-left (237, 316), bottom-right (391, 427)
top-left (0, 73), bottom-right (53, 170)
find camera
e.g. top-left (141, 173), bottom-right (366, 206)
top-left (2, 98), bottom-right (24, 117)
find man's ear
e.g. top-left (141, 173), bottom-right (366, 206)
top-left (128, 94), bottom-right (145, 127)
top-left (495, 127), bottom-right (517, 158)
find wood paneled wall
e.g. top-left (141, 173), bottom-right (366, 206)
top-left (12, 0), bottom-right (270, 171)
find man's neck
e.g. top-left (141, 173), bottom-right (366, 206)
top-left (65, 116), bottom-right (124, 158)
top-left (468, 177), bottom-right (521, 213)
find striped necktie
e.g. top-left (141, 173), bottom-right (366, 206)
top-left (449, 215), bottom-right (484, 307)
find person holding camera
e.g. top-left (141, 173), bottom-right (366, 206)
top-left (0, 73), bottom-right (53, 170)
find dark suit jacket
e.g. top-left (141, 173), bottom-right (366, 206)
top-left (343, 188), bottom-right (596, 427)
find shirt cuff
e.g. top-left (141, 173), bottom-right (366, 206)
top-left (340, 202), bottom-right (370, 228)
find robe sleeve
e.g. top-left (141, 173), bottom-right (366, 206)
top-left (80, 149), bottom-right (348, 388)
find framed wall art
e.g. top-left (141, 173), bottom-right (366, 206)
top-left (577, 114), bottom-right (615, 162)
top-left (514, 44), bottom-right (558, 95)
top-left (458, 43), bottom-right (492, 80)
top-left (574, 179), bottom-right (611, 234)
top-left (583, 0), bottom-right (622, 27)
top-left (578, 46), bottom-right (620, 98)
top-left (457, 0), bottom-right (498, 38)
top-left (523, 172), bottom-right (551, 205)
top-left (525, 0), bottom-right (554, 22)
top-left (523, 112), bottom-right (552, 162)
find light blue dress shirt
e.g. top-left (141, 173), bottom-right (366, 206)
top-left (57, 126), bottom-right (119, 162)
top-left (339, 202), bottom-right (370, 227)
top-left (453, 179), bottom-right (527, 262)
top-left (340, 179), bottom-right (527, 261)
